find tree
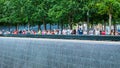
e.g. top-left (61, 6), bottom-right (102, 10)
top-left (96, 0), bottom-right (120, 31)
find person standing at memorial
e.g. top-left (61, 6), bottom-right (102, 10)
top-left (78, 28), bottom-right (83, 35)
top-left (95, 29), bottom-right (100, 35)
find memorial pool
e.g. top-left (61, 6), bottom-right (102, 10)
top-left (0, 37), bottom-right (120, 68)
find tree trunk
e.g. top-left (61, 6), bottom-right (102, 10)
top-left (8, 25), bottom-right (11, 31)
top-left (61, 22), bottom-right (63, 34)
top-left (70, 23), bottom-right (72, 29)
top-left (58, 22), bottom-right (59, 29)
top-left (61, 22), bottom-right (63, 30)
top-left (50, 23), bottom-right (51, 30)
top-left (109, 13), bottom-right (112, 31)
top-left (68, 16), bottom-right (73, 30)
top-left (38, 24), bottom-right (40, 31)
top-left (87, 10), bottom-right (89, 34)
top-left (28, 22), bottom-right (30, 31)
top-left (24, 25), bottom-right (26, 29)
top-left (104, 21), bottom-right (106, 31)
top-left (43, 20), bottom-right (46, 30)
top-left (113, 21), bottom-right (116, 35)
top-left (16, 24), bottom-right (19, 31)
top-left (15, 26), bottom-right (17, 31)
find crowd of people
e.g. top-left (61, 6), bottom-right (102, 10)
top-left (0, 28), bottom-right (120, 35)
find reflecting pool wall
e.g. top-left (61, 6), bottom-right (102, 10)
top-left (0, 37), bottom-right (120, 68)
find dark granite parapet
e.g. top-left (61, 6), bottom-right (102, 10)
top-left (1, 34), bottom-right (120, 41)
